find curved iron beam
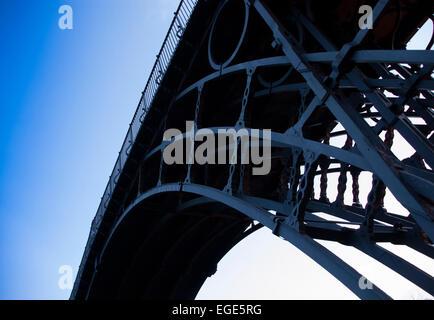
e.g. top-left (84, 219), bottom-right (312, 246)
top-left (102, 182), bottom-right (391, 300)
top-left (144, 127), bottom-right (372, 171)
top-left (176, 193), bottom-right (434, 295)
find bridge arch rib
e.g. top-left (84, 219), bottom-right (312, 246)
top-left (85, 183), bottom-right (391, 300)
top-left (84, 184), bottom-right (253, 299)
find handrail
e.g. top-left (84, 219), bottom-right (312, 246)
top-left (94, 0), bottom-right (199, 227)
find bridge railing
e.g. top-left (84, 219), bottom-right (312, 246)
top-left (95, 0), bottom-right (198, 226)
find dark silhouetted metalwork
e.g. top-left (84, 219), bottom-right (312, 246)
top-left (72, 0), bottom-right (434, 300)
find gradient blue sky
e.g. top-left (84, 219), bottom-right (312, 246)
top-left (0, 0), bottom-right (181, 299)
top-left (0, 0), bottom-right (432, 300)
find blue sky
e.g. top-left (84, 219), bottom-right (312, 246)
top-left (0, 0), bottom-right (180, 299)
top-left (0, 0), bottom-right (432, 300)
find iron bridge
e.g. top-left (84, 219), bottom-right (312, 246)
top-left (72, 0), bottom-right (434, 299)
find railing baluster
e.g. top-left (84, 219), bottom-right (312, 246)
top-left (335, 135), bottom-right (353, 206)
